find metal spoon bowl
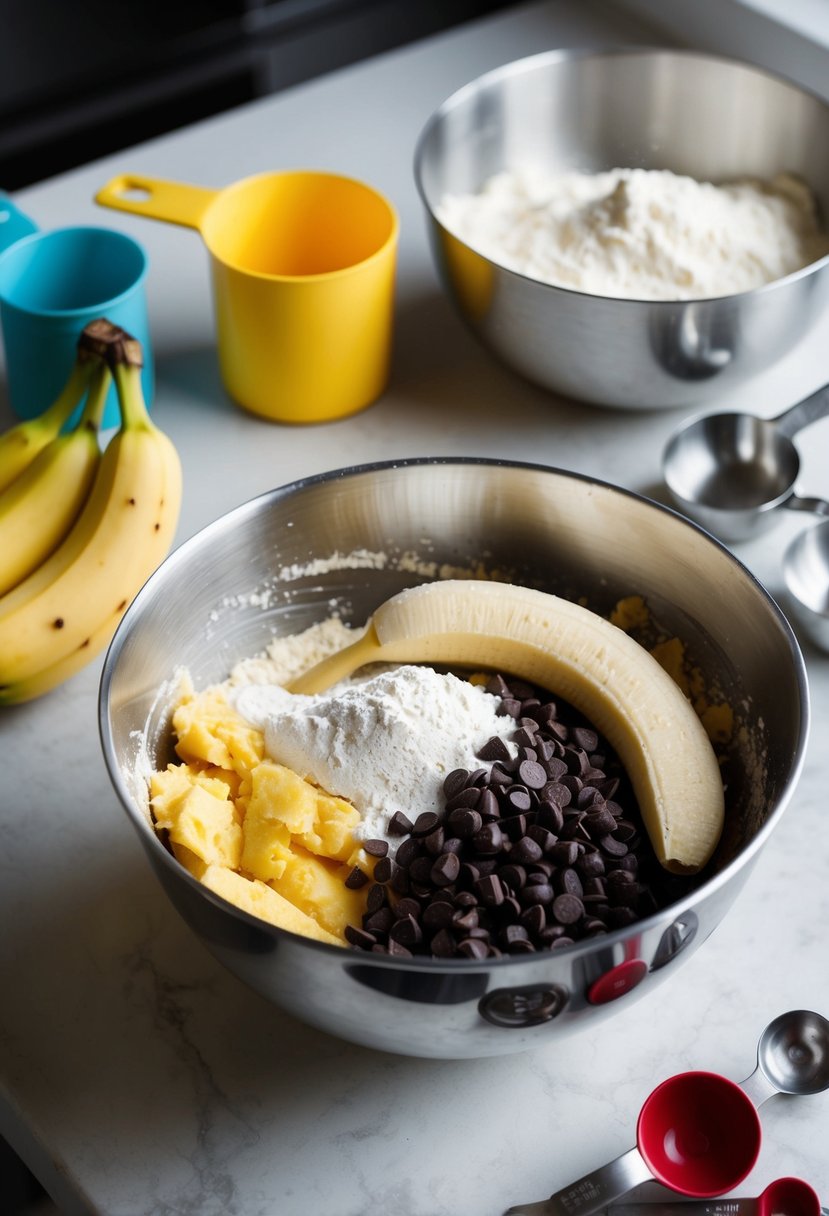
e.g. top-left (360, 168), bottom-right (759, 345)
top-left (663, 382), bottom-right (829, 543)
top-left (741, 1009), bottom-right (829, 1105)
top-left (783, 520), bottom-right (829, 652)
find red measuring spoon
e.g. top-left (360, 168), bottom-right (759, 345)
top-left (608, 1176), bottom-right (821, 1216)
top-left (506, 1071), bottom-right (761, 1216)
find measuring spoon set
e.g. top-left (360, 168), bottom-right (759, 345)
top-left (506, 1010), bottom-right (829, 1216)
top-left (662, 384), bottom-right (829, 651)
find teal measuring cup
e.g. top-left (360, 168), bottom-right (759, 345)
top-left (0, 195), bottom-right (153, 427)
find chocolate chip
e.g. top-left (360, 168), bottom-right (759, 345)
top-left (345, 925), bottom-right (377, 948)
top-left (537, 802), bottom-right (565, 833)
top-left (477, 789), bottom-right (500, 820)
top-left (443, 769), bottom-right (470, 799)
top-left (528, 825), bottom-right (557, 853)
top-left (363, 838), bottom-right (389, 857)
top-left (412, 812), bottom-right (441, 837)
top-left (431, 851), bottom-right (461, 886)
top-left (477, 735), bottom-right (512, 762)
top-left (387, 938), bottom-right (413, 958)
top-left (498, 863), bottom-right (526, 892)
top-left (521, 880), bottom-right (554, 906)
top-left (541, 782), bottom-right (571, 808)
top-left (475, 873), bottom-right (506, 907)
top-left (458, 937), bottom-right (489, 960)
top-left (452, 908), bottom-right (479, 933)
top-left (345, 866), bottom-right (370, 889)
top-left (365, 907), bottom-right (393, 935)
top-left (554, 868), bottom-right (584, 898)
top-left (366, 883), bottom-right (387, 912)
top-left (549, 840), bottom-right (580, 866)
top-left (505, 786), bottom-right (532, 814)
top-left (430, 928), bottom-right (457, 956)
top-left (387, 811), bottom-right (414, 836)
top-left (552, 893), bottom-right (584, 924)
top-left (518, 759), bottom-right (548, 789)
top-left (393, 897), bottom-right (422, 921)
top-left (472, 822), bottom-right (503, 854)
top-left (394, 837), bottom-right (420, 868)
top-left (373, 856), bottom-right (393, 883)
top-left (448, 807), bottom-right (482, 838)
top-left (390, 914), bottom-right (423, 947)
top-left (509, 835), bottom-right (543, 864)
top-left (521, 904), bottom-right (546, 936)
top-left (422, 901), bottom-right (455, 931)
top-left (423, 826), bottom-right (445, 855)
top-left (599, 834), bottom-right (629, 857)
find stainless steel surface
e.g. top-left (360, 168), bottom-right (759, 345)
top-left (663, 383), bottom-right (829, 542)
top-left (607, 1177), bottom-right (820, 1216)
top-left (739, 1009), bottom-right (829, 1104)
top-left (783, 521), bottom-right (829, 653)
top-left (505, 1147), bottom-right (649, 1216)
top-left (99, 459), bottom-right (809, 1058)
top-left (413, 49), bottom-right (829, 410)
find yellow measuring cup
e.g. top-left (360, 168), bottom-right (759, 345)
top-left (95, 170), bottom-right (399, 424)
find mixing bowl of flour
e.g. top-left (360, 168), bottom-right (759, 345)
top-left (414, 48), bottom-right (829, 409)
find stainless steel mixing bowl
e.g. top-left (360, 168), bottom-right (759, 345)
top-left (414, 48), bottom-right (829, 409)
top-left (99, 460), bottom-right (808, 1058)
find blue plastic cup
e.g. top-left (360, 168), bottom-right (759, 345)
top-left (0, 223), bottom-right (153, 428)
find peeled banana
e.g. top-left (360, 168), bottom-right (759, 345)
top-left (290, 580), bottom-right (725, 873)
top-left (0, 360), bottom-right (110, 595)
top-left (0, 323), bottom-right (182, 704)
top-left (0, 356), bottom-right (95, 494)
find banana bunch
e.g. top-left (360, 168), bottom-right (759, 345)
top-left (0, 319), bottom-right (182, 704)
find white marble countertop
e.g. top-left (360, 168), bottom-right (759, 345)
top-left (2, 3), bottom-right (828, 1213)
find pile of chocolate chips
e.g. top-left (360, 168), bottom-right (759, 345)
top-left (344, 673), bottom-right (690, 959)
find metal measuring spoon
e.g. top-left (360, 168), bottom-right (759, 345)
top-left (783, 520), bottom-right (829, 652)
top-left (663, 381), bottom-right (829, 542)
top-left (609, 1176), bottom-right (820, 1216)
top-left (739, 1009), bottom-right (829, 1106)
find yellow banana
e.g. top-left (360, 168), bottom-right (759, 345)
top-left (0, 361), bottom-right (110, 595)
top-left (290, 580), bottom-right (725, 873)
top-left (0, 356), bottom-right (95, 493)
top-left (0, 341), bottom-right (182, 701)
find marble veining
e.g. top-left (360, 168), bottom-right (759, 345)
top-left (2, 2), bottom-right (829, 1213)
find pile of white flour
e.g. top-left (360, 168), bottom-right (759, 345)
top-left (232, 661), bottom-right (517, 844)
top-left (436, 166), bottom-right (829, 300)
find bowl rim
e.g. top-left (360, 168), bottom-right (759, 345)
top-left (98, 456), bottom-right (811, 970)
top-left (412, 44), bottom-right (829, 306)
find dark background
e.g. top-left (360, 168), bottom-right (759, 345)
top-left (0, 0), bottom-right (519, 189)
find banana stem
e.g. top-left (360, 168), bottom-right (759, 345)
top-left (77, 362), bottom-right (112, 433)
top-left (111, 361), bottom-right (151, 430)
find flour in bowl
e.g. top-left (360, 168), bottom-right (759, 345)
top-left (436, 166), bottom-right (829, 301)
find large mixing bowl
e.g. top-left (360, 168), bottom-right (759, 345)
top-left (414, 48), bottom-right (829, 409)
top-left (99, 460), bottom-right (808, 1058)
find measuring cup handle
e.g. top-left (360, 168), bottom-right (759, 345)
top-left (94, 174), bottom-right (217, 230)
top-left (0, 191), bottom-right (38, 252)
top-left (772, 382), bottom-right (829, 439)
top-left (505, 1146), bottom-right (651, 1216)
top-left (738, 1064), bottom-right (777, 1107)
top-left (783, 494), bottom-right (829, 519)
